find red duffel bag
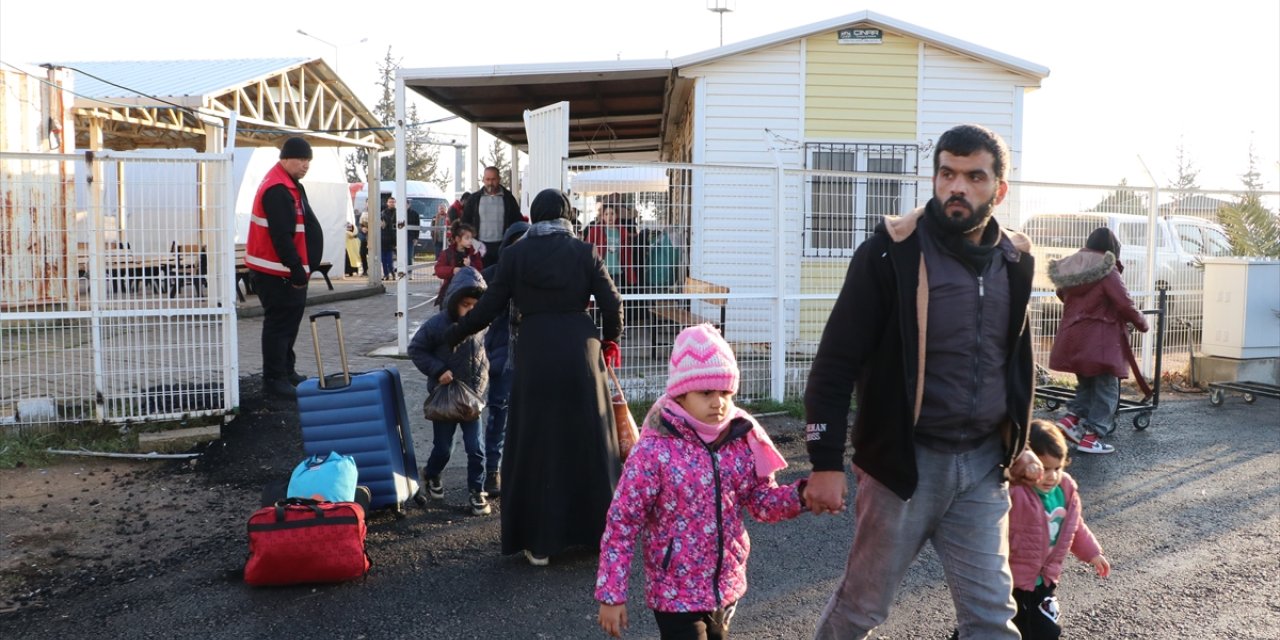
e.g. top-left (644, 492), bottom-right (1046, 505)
top-left (244, 498), bottom-right (371, 586)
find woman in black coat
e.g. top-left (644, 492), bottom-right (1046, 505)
top-left (447, 189), bottom-right (624, 565)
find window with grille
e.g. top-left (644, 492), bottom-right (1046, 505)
top-left (805, 143), bottom-right (918, 257)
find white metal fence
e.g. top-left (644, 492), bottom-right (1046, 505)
top-left (554, 160), bottom-right (1278, 403)
top-left (12, 147), bottom-right (1270, 429)
top-left (1, 150), bottom-right (238, 429)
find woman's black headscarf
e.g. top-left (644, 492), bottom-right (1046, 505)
top-left (530, 189), bottom-right (571, 223)
top-left (1085, 226), bottom-right (1121, 258)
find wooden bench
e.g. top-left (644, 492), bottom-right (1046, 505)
top-left (649, 277), bottom-right (729, 358)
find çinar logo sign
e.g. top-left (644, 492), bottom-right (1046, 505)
top-left (838, 28), bottom-right (883, 44)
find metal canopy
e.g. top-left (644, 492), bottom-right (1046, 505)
top-left (401, 61), bottom-right (687, 158)
top-left (53, 58), bottom-right (392, 150)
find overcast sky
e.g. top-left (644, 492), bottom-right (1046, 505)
top-left (2, 0), bottom-right (1276, 192)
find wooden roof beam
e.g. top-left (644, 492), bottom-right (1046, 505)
top-left (288, 69), bottom-right (305, 128)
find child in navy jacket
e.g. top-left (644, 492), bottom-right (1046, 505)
top-left (408, 266), bottom-right (491, 515)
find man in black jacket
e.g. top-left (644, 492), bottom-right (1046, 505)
top-left (379, 197), bottom-right (398, 280)
top-left (803, 124), bottom-right (1043, 640)
top-left (462, 167), bottom-right (523, 263)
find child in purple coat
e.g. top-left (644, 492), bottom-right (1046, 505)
top-left (595, 324), bottom-right (807, 639)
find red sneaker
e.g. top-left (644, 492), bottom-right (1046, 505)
top-left (1077, 433), bottom-right (1115, 454)
top-left (1055, 414), bottom-right (1084, 444)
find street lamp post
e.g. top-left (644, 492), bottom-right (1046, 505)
top-left (296, 29), bottom-right (367, 71)
top-left (706, 0), bottom-right (735, 47)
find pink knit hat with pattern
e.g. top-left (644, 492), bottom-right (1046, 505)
top-left (667, 324), bottom-right (739, 397)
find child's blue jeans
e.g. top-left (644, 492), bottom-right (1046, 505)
top-left (1067, 374), bottom-right (1119, 436)
top-left (422, 418), bottom-right (484, 493)
top-left (485, 366), bottom-right (513, 474)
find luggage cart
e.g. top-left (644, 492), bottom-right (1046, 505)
top-left (1207, 381), bottom-right (1280, 407)
top-left (1035, 288), bottom-right (1166, 431)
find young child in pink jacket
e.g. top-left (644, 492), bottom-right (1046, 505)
top-left (595, 324), bottom-right (807, 639)
top-left (1008, 419), bottom-right (1111, 639)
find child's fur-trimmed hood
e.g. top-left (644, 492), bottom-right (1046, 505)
top-left (1048, 250), bottom-right (1115, 289)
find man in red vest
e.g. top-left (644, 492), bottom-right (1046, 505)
top-left (246, 137), bottom-right (324, 399)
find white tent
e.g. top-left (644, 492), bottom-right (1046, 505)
top-left (568, 166), bottom-right (669, 195)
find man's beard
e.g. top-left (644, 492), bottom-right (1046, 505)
top-left (933, 193), bottom-right (997, 235)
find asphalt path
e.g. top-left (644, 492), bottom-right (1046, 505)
top-left (5, 290), bottom-right (1278, 639)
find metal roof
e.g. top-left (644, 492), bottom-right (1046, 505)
top-left (399, 10), bottom-right (1048, 159)
top-left (674, 10), bottom-right (1049, 79)
top-left (55, 58), bottom-right (311, 103)
top-left (43, 58), bottom-right (389, 150)
top-left (400, 60), bottom-right (677, 158)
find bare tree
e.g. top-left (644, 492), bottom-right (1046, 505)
top-left (1167, 140), bottom-right (1200, 192)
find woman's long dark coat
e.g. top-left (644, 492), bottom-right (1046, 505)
top-left (452, 230), bottom-right (624, 557)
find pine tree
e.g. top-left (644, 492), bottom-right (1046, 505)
top-left (483, 138), bottom-right (513, 187)
top-left (344, 47), bottom-right (450, 189)
top-left (1091, 178), bottom-right (1148, 215)
top-left (1218, 145), bottom-right (1280, 257)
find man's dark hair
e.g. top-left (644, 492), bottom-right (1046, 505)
top-left (933, 124), bottom-right (1011, 182)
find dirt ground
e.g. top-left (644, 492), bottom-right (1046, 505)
top-left (2, 378), bottom-right (1277, 638)
top-left (0, 375), bottom-right (303, 615)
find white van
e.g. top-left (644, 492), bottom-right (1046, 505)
top-left (1020, 212), bottom-right (1234, 328)
top-left (353, 180), bottom-right (450, 250)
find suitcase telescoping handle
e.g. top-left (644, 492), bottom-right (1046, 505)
top-left (309, 310), bottom-right (351, 389)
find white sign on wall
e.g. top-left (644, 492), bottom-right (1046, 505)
top-left (838, 28), bottom-right (883, 45)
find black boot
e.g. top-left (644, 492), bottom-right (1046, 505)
top-left (484, 471), bottom-right (501, 496)
top-left (264, 377), bottom-right (297, 399)
top-left (287, 371), bottom-right (307, 385)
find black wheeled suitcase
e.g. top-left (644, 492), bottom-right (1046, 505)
top-left (296, 310), bottom-right (425, 516)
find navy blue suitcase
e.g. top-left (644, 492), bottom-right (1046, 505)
top-left (297, 310), bottom-right (425, 516)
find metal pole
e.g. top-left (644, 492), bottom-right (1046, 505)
top-left (771, 157), bottom-right (786, 401)
top-left (395, 77), bottom-right (409, 355)
top-left (222, 112), bottom-right (241, 411)
top-left (366, 149), bottom-right (380, 287)
top-left (454, 144), bottom-right (465, 196)
top-left (470, 123), bottom-right (480, 191)
top-left (87, 120), bottom-right (106, 422)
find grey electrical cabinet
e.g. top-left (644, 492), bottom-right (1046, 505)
top-left (1200, 258), bottom-right (1280, 360)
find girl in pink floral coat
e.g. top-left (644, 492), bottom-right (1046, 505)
top-left (595, 324), bottom-right (807, 639)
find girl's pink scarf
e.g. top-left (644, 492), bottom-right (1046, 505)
top-left (658, 395), bottom-right (788, 479)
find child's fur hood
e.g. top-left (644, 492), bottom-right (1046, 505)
top-left (1048, 250), bottom-right (1115, 289)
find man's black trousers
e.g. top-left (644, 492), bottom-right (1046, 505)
top-left (254, 272), bottom-right (308, 381)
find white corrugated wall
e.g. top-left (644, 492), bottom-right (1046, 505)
top-left (683, 42), bottom-right (805, 345)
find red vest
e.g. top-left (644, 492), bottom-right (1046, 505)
top-left (246, 163), bottom-right (309, 277)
